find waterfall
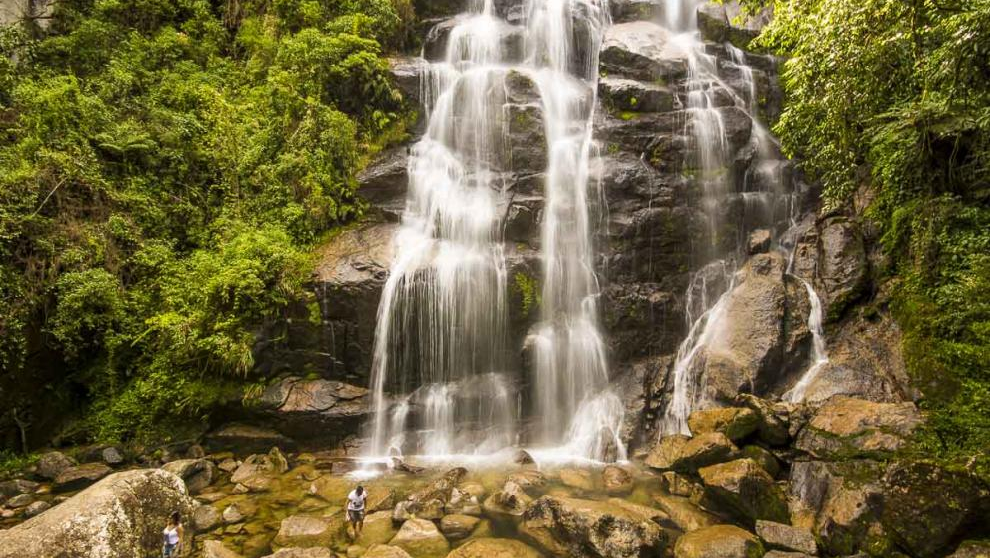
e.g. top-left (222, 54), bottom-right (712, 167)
top-left (658, 0), bottom-right (796, 435)
top-left (366, 0), bottom-right (619, 460)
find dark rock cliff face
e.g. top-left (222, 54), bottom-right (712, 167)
top-left (242, 0), bottom-right (912, 452)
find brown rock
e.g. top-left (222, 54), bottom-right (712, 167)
top-left (673, 524), bottom-right (765, 558)
top-left (660, 471), bottom-right (699, 498)
top-left (162, 458), bottom-right (217, 494)
top-left (602, 465), bottom-right (634, 494)
top-left (698, 458), bottom-right (789, 524)
top-left (795, 396), bottom-right (922, 459)
top-left (193, 504), bottom-right (222, 532)
top-left (439, 514), bottom-right (480, 539)
top-left (755, 520), bottom-right (818, 555)
top-left (263, 549), bottom-right (334, 558)
top-left (652, 494), bottom-right (719, 532)
top-left (273, 514), bottom-right (342, 548)
top-left (644, 435), bottom-right (689, 470)
top-left (52, 463), bottom-right (112, 493)
top-left (0, 469), bottom-right (195, 558)
top-left (36, 452), bottom-right (76, 481)
top-left (558, 468), bottom-right (595, 491)
top-left (203, 540), bottom-right (244, 558)
top-left (389, 518), bottom-right (450, 558)
top-left (362, 545), bottom-right (413, 558)
top-left (481, 481), bottom-right (531, 517)
top-left (521, 495), bottom-right (668, 558)
top-left (687, 407), bottom-right (759, 441)
top-left (446, 538), bottom-right (544, 558)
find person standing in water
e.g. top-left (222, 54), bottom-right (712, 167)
top-left (162, 510), bottom-right (184, 557)
top-left (346, 485), bottom-right (368, 539)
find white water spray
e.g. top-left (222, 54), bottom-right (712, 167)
top-left (366, 0), bottom-right (621, 461)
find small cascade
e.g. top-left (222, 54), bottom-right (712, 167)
top-left (781, 222), bottom-right (831, 403)
top-left (783, 278), bottom-right (829, 402)
top-left (366, 0), bottom-right (621, 461)
top-left (661, 261), bottom-right (735, 434)
top-left (657, 0), bottom-right (800, 434)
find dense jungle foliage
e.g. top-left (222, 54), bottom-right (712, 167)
top-left (752, 0), bottom-right (990, 475)
top-left (0, 0), bottom-right (412, 450)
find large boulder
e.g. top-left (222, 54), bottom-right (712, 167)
top-left (735, 394), bottom-right (791, 446)
top-left (229, 447), bottom-right (290, 493)
top-left (691, 252), bottom-right (812, 403)
top-left (481, 480), bottom-right (532, 517)
top-left (439, 514), bottom-right (480, 540)
top-left (673, 524), bottom-right (765, 558)
top-left (161, 458), bottom-right (216, 494)
top-left (394, 467), bottom-right (467, 521)
top-left (698, 458), bottom-right (789, 524)
top-left (52, 462), bottom-right (112, 493)
top-left (600, 22), bottom-right (688, 81)
top-left (794, 396), bottom-right (921, 459)
top-left (445, 538), bottom-right (543, 558)
top-left (389, 518), bottom-right (450, 558)
top-left (357, 511), bottom-right (399, 548)
top-left (36, 451), bottom-right (76, 480)
top-left (273, 514), bottom-right (344, 548)
top-left (602, 465), bottom-right (634, 494)
top-left (521, 495), bottom-right (668, 558)
top-left (192, 504), bottom-right (223, 532)
top-left (645, 432), bottom-right (739, 473)
top-left (816, 217), bottom-right (868, 319)
top-left (0, 469), bottom-right (195, 558)
top-left (788, 460), bottom-right (890, 556)
top-left (687, 407), bottom-right (759, 441)
top-left (949, 541), bottom-right (990, 558)
top-left (878, 461), bottom-right (990, 558)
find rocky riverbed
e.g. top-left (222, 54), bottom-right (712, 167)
top-left (1, 393), bottom-right (987, 557)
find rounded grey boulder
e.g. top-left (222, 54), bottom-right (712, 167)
top-left (0, 469), bottom-right (196, 558)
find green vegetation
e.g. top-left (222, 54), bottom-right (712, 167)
top-left (514, 272), bottom-right (540, 317)
top-left (754, 0), bottom-right (990, 476)
top-left (0, 0), bottom-right (412, 448)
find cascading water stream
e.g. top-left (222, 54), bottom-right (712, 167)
top-left (782, 228), bottom-right (831, 403)
top-left (782, 278), bottom-right (829, 402)
top-left (658, 0), bottom-right (799, 434)
top-left (365, 0), bottom-right (622, 461)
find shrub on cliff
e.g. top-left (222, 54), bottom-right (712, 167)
top-left (0, 0), bottom-right (410, 448)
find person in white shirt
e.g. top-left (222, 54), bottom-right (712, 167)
top-left (346, 485), bottom-right (368, 539)
top-left (162, 510), bottom-right (183, 557)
